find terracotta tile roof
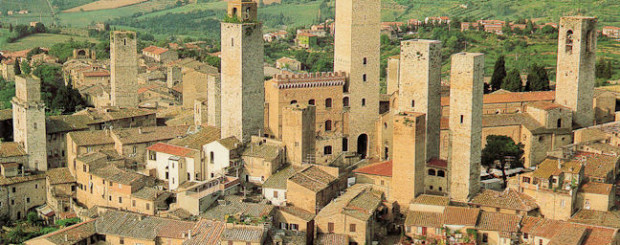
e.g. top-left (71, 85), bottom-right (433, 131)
top-left (112, 125), bottom-right (191, 145)
top-left (46, 167), bottom-right (76, 185)
top-left (221, 225), bottom-right (265, 242)
top-left (412, 194), bottom-right (450, 206)
top-left (550, 224), bottom-right (588, 245)
top-left (441, 91), bottom-right (555, 106)
top-left (533, 157), bottom-right (582, 179)
top-left (316, 185), bottom-right (383, 221)
top-left (0, 142), bottom-right (27, 157)
top-left (147, 142), bottom-right (196, 158)
top-left (575, 152), bottom-right (618, 180)
top-left (26, 219), bottom-right (97, 245)
top-left (69, 130), bottom-right (114, 146)
top-left (442, 206), bottom-right (480, 226)
top-left (242, 140), bottom-right (283, 162)
top-left (82, 70), bottom-right (110, 77)
top-left (90, 165), bottom-right (147, 186)
top-left (46, 115), bottom-right (91, 134)
top-left (569, 209), bottom-right (620, 229)
top-left (475, 211), bottom-right (521, 233)
top-left (470, 188), bottom-right (538, 212)
top-left (217, 136), bottom-right (241, 150)
top-left (289, 165), bottom-right (337, 192)
top-left (404, 210), bottom-right (443, 228)
top-left (132, 187), bottom-right (171, 201)
top-left (427, 158), bottom-right (447, 168)
top-left (521, 216), bottom-right (565, 238)
top-left (0, 174), bottom-right (45, 186)
top-left (316, 233), bottom-right (349, 245)
top-left (279, 205), bottom-right (315, 222)
top-left (580, 225), bottom-right (618, 245)
top-left (579, 181), bottom-right (613, 195)
top-left (73, 107), bottom-right (155, 123)
top-left (138, 84), bottom-right (160, 94)
top-left (143, 45), bottom-right (170, 55)
top-left (527, 101), bottom-right (569, 111)
top-left (202, 195), bottom-right (274, 221)
top-left (183, 218), bottom-right (226, 245)
top-left (263, 165), bottom-right (301, 189)
top-left (96, 210), bottom-right (198, 240)
top-left (168, 126), bottom-right (220, 150)
top-left (353, 160), bottom-right (392, 177)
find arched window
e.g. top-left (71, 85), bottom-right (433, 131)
top-left (428, 169), bottom-right (436, 176)
top-left (557, 118), bottom-right (562, 128)
top-left (290, 100), bottom-right (297, 105)
top-left (308, 99), bottom-right (315, 105)
top-left (324, 146), bottom-right (332, 155)
top-left (325, 98), bottom-right (332, 108)
top-left (343, 97), bottom-right (349, 107)
top-left (437, 170), bottom-right (445, 177)
top-left (566, 30), bottom-right (573, 53)
top-left (325, 120), bottom-right (332, 131)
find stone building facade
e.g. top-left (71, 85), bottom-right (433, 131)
top-left (448, 53), bottom-right (484, 203)
top-left (391, 112), bottom-right (426, 206)
top-left (220, 0), bottom-right (264, 143)
top-left (555, 16), bottom-right (597, 128)
top-left (281, 104), bottom-right (316, 166)
top-left (334, 0), bottom-right (380, 158)
top-left (110, 31), bottom-right (139, 108)
top-left (0, 174), bottom-right (46, 220)
top-left (12, 75), bottom-right (47, 171)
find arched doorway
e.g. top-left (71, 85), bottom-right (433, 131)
top-left (357, 134), bottom-right (368, 159)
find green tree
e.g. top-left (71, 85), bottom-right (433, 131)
top-left (502, 68), bottom-right (522, 92)
top-left (490, 56), bottom-right (506, 91)
top-left (525, 64), bottom-right (550, 91)
top-left (481, 135), bottom-right (524, 187)
top-left (502, 21), bottom-right (512, 36)
top-left (13, 60), bottom-right (22, 75)
top-left (27, 211), bottom-right (40, 225)
top-left (20, 60), bottom-right (31, 75)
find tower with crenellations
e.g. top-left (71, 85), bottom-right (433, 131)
top-left (448, 53), bottom-right (484, 203)
top-left (555, 16), bottom-right (597, 128)
top-left (220, 0), bottom-right (264, 143)
top-left (110, 31), bottom-right (139, 108)
top-left (398, 39), bottom-right (442, 161)
top-left (12, 75), bottom-right (47, 171)
top-left (334, 0), bottom-right (381, 158)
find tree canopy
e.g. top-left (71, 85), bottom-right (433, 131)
top-left (501, 68), bottom-right (522, 92)
top-left (490, 55), bottom-right (506, 91)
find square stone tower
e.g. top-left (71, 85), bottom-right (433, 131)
top-left (334, 0), bottom-right (380, 158)
top-left (448, 53), bottom-right (484, 203)
top-left (110, 31), bottom-right (138, 108)
top-left (386, 56), bottom-right (400, 95)
top-left (207, 75), bottom-right (221, 128)
top-left (398, 39), bottom-right (442, 161)
top-left (12, 75), bottom-right (47, 171)
top-left (555, 16), bottom-right (597, 128)
top-left (282, 104), bottom-right (316, 166)
top-left (220, 0), bottom-right (264, 143)
top-left (391, 112), bottom-right (426, 206)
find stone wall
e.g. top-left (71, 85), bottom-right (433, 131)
top-left (391, 112), bottom-right (426, 205)
top-left (110, 31), bottom-right (139, 108)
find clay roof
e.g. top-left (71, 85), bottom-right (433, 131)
top-left (46, 167), bottom-right (76, 185)
top-left (549, 225), bottom-right (588, 245)
top-left (533, 157), bottom-right (582, 179)
top-left (263, 165), bottom-right (301, 189)
top-left (46, 115), bottom-right (91, 134)
top-left (26, 219), bottom-right (97, 245)
top-left (68, 130), bottom-right (114, 146)
top-left (316, 233), bottom-right (349, 245)
top-left (575, 152), bottom-right (618, 179)
top-left (521, 216), bottom-right (565, 238)
top-left (132, 187), bottom-right (170, 201)
top-left (96, 210), bottom-right (199, 240)
top-left (168, 126), bottom-right (220, 150)
top-left (0, 142), bottom-right (27, 157)
top-left (442, 206), bottom-right (480, 226)
top-left (404, 210), bottom-right (443, 228)
top-left (279, 205), bottom-right (315, 222)
top-left (147, 142), bottom-right (196, 158)
top-left (476, 211), bottom-right (521, 233)
top-left (440, 91), bottom-right (555, 106)
top-left (353, 160), bottom-right (392, 177)
top-left (138, 84), bottom-right (160, 94)
top-left (579, 181), bottom-right (613, 195)
top-left (143, 45), bottom-right (170, 55)
top-left (242, 141), bottom-right (282, 162)
top-left (412, 194), bottom-right (450, 206)
top-left (569, 209), bottom-right (620, 229)
top-left (112, 125), bottom-right (191, 145)
top-left (288, 165), bottom-right (337, 192)
top-left (90, 165), bottom-right (147, 186)
top-left (528, 101), bottom-right (569, 111)
top-left (316, 184), bottom-right (383, 221)
top-left (221, 225), bottom-right (265, 242)
top-left (73, 107), bottom-right (155, 123)
top-left (216, 136), bottom-right (241, 150)
top-left (183, 218), bottom-right (226, 245)
top-left (427, 158), bottom-right (447, 168)
top-left (82, 70), bottom-right (110, 77)
top-left (470, 188), bottom-right (538, 212)
top-left (202, 195), bottom-right (274, 221)
top-left (0, 174), bottom-right (45, 186)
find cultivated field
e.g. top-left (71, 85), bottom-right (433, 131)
top-left (63, 0), bottom-right (150, 13)
top-left (0, 33), bottom-right (97, 51)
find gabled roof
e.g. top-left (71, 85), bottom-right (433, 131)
top-left (476, 211), bottom-right (521, 233)
top-left (442, 206), bottom-right (480, 226)
top-left (405, 210), bottom-right (443, 228)
top-left (96, 210), bottom-right (199, 240)
top-left (25, 219), bottom-right (97, 245)
top-left (569, 209), bottom-right (620, 229)
top-left (147, 142), bottom-right (196, 158)
top-left (353, 160), bottom-right (392, 177)
top-left (221, 225), bottom-right (265, 242)
top-left (316, 184), bottom-right (382, 221)
top-left (470, 188), bottom-right (538, 212)
top-left (168, 126), bottom-right (220, 150)
top-left (0, 142), bottom-right (27, 157)
top-left (579, 181), bottom-right (613, 195)
top-left (263, 165), bottom-right (301, 190)
top-left (412, 194), bottom-right (450, 206)
top-left (441, 91), bottom-right (555, 106)
top-left (46, 167), bottom-right (76, 185)
top-left (288, 165), bottom-right (337, 192)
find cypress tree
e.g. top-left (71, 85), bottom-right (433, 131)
top-left (490, 55), bottom-right (507, 91)
top-left (502, 68), bottom-right (522, 92)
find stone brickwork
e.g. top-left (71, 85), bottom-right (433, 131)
top-left (220, 1), bottom-right (264, 142)
top-left (281, 104), bottom-right (316, 166)
top-left (555, 16), bottom-right (597, 128)
top-left (194, 99), bottom-right (208, 128)
top-left (334, 0), bottom-right (380, 158)
top-left (386, 56), bottom-right (400, 95)
top-left (12, 75), bottom-right (47, 171)
top-left (398, 39), bottom-right (442, 161)
top-left (182, 69), bottom-right (213, 109)
top-left (166, 66), bottom-right (182, 88)
top-left (207, 75), bottom-right (221, 128)
top-left (448, 53), bottom-right (484, 203)
top-left (110, 31), bottom-right (139, 108)
top-left (391, 112), bottom-right (426, 206)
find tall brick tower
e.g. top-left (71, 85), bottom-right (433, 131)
top-left (448, 53), bottom-right (484, 203)
top-left (12, 75), bottom-right (47, 171)
top-left (555, 16), bottom-right (597, 128)
top-left (391, 112), bottom-right (426, 206)
top-left (110, 31), bottom-right (138, 108)
top-left (398, 39), bottom-right (442, 161)
top-left (220, 0), bottom-right (264, 143)
top-left (334, 0), bottom-right (380, 158)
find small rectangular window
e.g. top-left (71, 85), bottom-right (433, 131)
top-left (350, 224), bottom-right (356, 232)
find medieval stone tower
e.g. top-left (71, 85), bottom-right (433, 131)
top-left (555, 16), bottom-right (597, 128)
top-left (398, 40), bottom-right (442, 161)
top-left (448, 53), bottom-right (484, 203)
top-left (391, 112), bottom-right (426, 206)
top-left (220, 0), bottom-right (264, 143)
top-left (12, 75), bottom-right (47, 171)
top-left (334, 0), bottom-right (380, 158)
top-left (282, 104), bottom-right (316, 166)
top-left (110, 31), bottom-right (138, 108)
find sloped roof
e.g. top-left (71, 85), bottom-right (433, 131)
top-left (288, 165), bottom-right (337, 192)
top-left (404, 210), bottom-right (443, 228)
top-left (279, 205), bottom-right (315, 222)
top-left (96, 210), bottom-right (197, 240)
top-left (168, 126), bottom-right (220, 150)
top-left (221, 225), bottom-right (265, 242)
top-left (46, 115), bottom-right (91, 134)
top-left (470, 188), bottom-right (538, 212)
top-left (476, 211), bottom-right (521, 233)
top-left (202, 195), bottom-right (274, 221)
top-left (147, 142), bottom-right (196, 158)
top-left (569, 209), bottom-right (620, 229)
top-left (412, 194), bottom-right (450, 206)
top-left (0, 174), bottom-right (45, 186)
top-left (579, 181), bottom-right (613, 195)
top-left (26, 219), bottom-right (97, 245)
top-left (0, 142), bottom-right (27, 157)
top-left (442, 206), bottom-right (480, 226)
top-left (217, 136), bottom-right (241, 150)
top-left (316, 184), bottom-right (382, 221)
top-left (440, 91), bottom-right (555, 106)
top-left (353, 160), bottom-right (392, 177)
top-left (112, 125), bottom-right (191, 145)
top-left (263, 165), bottom-right (301, 190)
top-left (90, 165), bottom-right (147, 186)
top-left (46, 167), bottom-right (76, 185)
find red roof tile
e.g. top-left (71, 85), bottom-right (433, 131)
top-left (441, 91), bottom-right (556, 106)
top-left (427, 158), bottom-right (447, 168)
top-left (147, 142), bottom-right (195, 157)
top-left (354, 160), bottom-right (392, 177)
